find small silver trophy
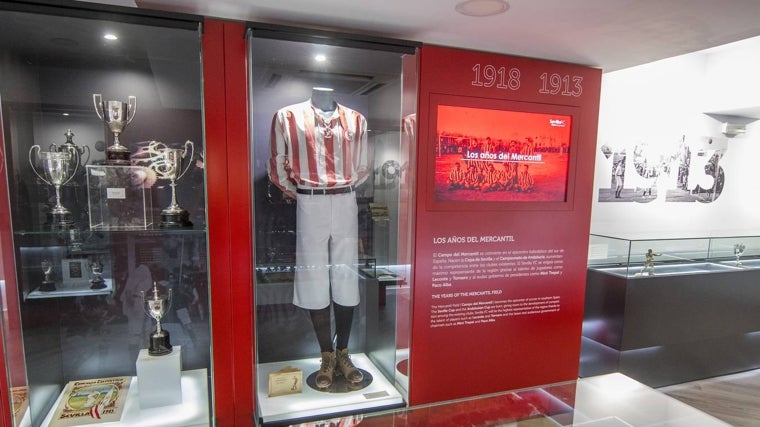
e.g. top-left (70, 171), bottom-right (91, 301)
top-left (40, 259), bottom-right (56, 292)
top-left (141, 282), bottom-right (173, 356)
top-left (734, 243), bottom-right (746, 266)
top-left (147, 140), bottom-right (194, 227)
top-left (93, 93), bottom-right (136, 166)
top-left (29, 145), bottom-right (78, 227)
top-left (89, 259), bottom-right (106, 290)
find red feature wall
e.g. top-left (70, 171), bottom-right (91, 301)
top-left (408, 46), bottom-right (601, 405)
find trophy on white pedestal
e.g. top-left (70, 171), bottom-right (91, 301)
top-left (141, 282), bottom-right (173, 356)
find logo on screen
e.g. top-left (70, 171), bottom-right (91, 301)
top-left (549, 119), bottom-right (566, 127)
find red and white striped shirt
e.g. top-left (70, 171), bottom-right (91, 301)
top-left (269, 100), bottom-right (369, 198)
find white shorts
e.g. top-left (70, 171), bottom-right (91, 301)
top-left (293, 191), bottom-right (359, 309)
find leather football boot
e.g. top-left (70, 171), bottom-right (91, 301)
top-left (335, 348), bottom-right (363, 383)
top-left (315, 351), bottom-right (335, 389)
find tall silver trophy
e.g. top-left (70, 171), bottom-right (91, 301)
top-left (93, 93), bottom-right (136, 166)
top-left (148, 140), bottom-right (195, 227)
top-left (141, 282), bottom-right (173, 356)
top-left (29, 145), bottom-right (79, 228)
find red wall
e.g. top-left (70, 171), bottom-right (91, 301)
top-left (408, 46), bottom-right (601, 405)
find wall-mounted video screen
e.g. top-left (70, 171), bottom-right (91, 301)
top-left (434, 102), bottom-right (573, 203)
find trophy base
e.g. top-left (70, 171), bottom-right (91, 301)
top-left (39, 280), bottom-right (56, 292)
top-left (106, 147), bottom-right (131, 166)
top-left (47, 211), bottom-right (74, 229)
top-left (90, 278), bottom-right (107, 290)
top-left (148, 329), bottom-right (173, 356)
top-left (160, 210), bottom-right (193, 228)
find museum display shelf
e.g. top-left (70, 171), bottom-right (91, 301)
top-left (583, 233), bottom-right (760, 387)
top-left (256, 354), bottom-right (404, 424)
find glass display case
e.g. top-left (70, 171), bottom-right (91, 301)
top-left (587, 233), bottom-right (760, 277)
top-left (248, 24), bottom-right (418, 425)
top-left (0, 4), bottom-right (213, 426)
top-left (583, 233), bottom-right (760, 387)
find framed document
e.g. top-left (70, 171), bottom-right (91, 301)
top-left (268, 366), bottom-right (302, 397)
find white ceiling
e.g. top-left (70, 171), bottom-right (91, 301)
top-left (80, 0), bottom-right (760, 72)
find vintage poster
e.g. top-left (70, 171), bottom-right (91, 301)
top-left (49, 376), bottom-right (131, 427)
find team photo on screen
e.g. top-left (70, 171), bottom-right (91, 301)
top-left (434, 104), bottom-right (573, 202)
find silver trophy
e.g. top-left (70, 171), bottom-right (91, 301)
top-left (40, 259), bottom-right (56, 292)
top-left (29, 145), bottom-right (79, 227)
top-left (147, 140), bottom-right (195, 227)
top-left (141, 282), bottom-right (173, 356)
top-left (93, 93), bottom-right (136, 166)
top-left (734, 243), bottom-right (746, 266)
top-left (89, 259), bottom-right (106, 290)
top-left (52, 129), bottom-right (90, 171)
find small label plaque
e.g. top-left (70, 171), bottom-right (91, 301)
top-left (268, 366), bottom-right (303, 397)
top-left (106, 187), bottom-right (126, 199)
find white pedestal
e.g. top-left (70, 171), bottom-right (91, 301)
top-left (136, 345), bottom-right (182, 409)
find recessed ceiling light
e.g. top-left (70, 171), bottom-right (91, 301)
top-left (314, 54), bottom-right (327, 62)
top-left (312, 87), bottom-right (333, 92)
top-left (103, 33), bottom-right (118, 41)
top-left (455, 0), bottom-right (509, 17)
top-left (62, 113), bottom-right (70, 116)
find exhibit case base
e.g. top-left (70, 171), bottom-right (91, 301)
top-left (136, 346), bottom-right (183, 409)
top-left (256, 353), bottom-right (404, 425)
top-left (584, 233), bottom-right (760, 387)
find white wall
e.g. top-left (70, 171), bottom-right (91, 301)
top-left (591, 36), bottom-right (760, 239)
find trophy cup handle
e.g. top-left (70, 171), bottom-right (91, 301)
top-left (93, 94), bottom-right (104, 121)
top-left (177, 140), bottom-right (195, 181)
top-left (64, 153), bottom-right (80, 186)
top-left (28, 145), bottom-right (49, 185)
top-left (127, 96), bottom-right (137, 124)
top-left (80, 144), bottom-right (91, 167)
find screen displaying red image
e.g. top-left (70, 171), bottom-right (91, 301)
top-left (435, 104), bottom-right (573, 203)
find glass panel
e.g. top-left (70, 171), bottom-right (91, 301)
top-left (249, 33), bottom-right (416, 424)
top-left (708, 235), bottom-right (760, 267)
top-left (588, 234), bottom-right (749, 278)
top-left (0, 8), bottom-right (212, 426)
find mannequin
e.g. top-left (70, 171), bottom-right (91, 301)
top-left (268, 88), bottom-right (369, 389)
top-left (311, 87), bottom-right (336, 112)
